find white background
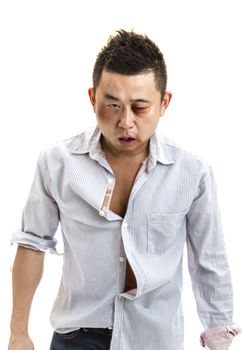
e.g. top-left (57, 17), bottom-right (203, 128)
top-left (0, 0), bottom-right (243, 349)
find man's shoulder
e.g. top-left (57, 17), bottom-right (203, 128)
top-left (166, 137), bottom-right (207, 163)
top-left (157, 131), bottom-right (211, 177)
top-left (40, 126), bottom-right (96, 159)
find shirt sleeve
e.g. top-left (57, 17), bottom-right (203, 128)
top-left (11, 151), bottom-right (60, 253)
top-left (186, 165), bottom-right (241, 347)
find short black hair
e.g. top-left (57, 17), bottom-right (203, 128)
top-left (92, 29), bottom-right (168, 100)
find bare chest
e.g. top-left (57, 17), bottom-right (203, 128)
top-left (107, 163), bottom-right (141, 217)
top-left (104, 161), bottom-right (142, 292)
top-left (109, 176), bottom-right (134, 217)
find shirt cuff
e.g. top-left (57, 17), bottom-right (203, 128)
top-left (200, 324), bottom-right (241, 349)
top-left (11, 230), bottom-right (59, 254)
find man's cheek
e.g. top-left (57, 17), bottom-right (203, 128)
top-left (97, 106), bottom-right (110, 120)
top-left (98, 109), bottom-right (117, 127)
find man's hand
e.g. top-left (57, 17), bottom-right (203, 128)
top-left (8, 334), bottom-right (34, 350)
top-left (200, 325), bottom-right (241, 349)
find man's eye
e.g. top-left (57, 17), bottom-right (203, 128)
top-left (109, 104), bottom-right (121, 110)
top-left (132, 107), bottom-right (147, 112)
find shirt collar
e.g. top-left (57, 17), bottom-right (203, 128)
top-left (68, 125), bottom-right (174, 168)
top-left (147, 129), bottom-right (175, 170)
top-left (67, 126), bottom-right (102, 155)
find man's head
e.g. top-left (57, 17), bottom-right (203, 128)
top-left (88, 30), bottom-right (171, 159)
top-left (92, 29), bottom-right (168, 101)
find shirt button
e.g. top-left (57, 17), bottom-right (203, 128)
top-left (99, 209), bottom-right (105, 216)
top-left (119, 257), bottom-right (125, 263)
top-left (107, 178), bottom-right (113, 184)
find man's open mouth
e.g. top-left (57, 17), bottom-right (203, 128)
top-left (119, 137), bottom-right (136, 141)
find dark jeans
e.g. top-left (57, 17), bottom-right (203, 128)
top-left (49, 328), bottom-right (113, 350)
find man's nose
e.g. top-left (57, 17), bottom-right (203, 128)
top-left (118, 108), bottom-right (134, 129)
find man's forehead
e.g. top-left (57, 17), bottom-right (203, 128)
top-left (97, 70), bottom-right (158, 99)
top-left (100, 70), bottom-right (155, 82)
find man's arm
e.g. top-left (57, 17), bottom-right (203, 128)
top-left (8, 246), bottom-right (45, 350)
top-left (8, 150), bottom-right (60, 349)
top-left (186, 165), bottom-right (241, 348)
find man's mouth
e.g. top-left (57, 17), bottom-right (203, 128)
top-left (119, 137), bottom-right (136, 141)
top-left (118, 137), bottom-right (136, 146)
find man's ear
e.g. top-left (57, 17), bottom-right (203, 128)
top-left (88, 88), bottom-right (96, 111)
top-left (160, 91), bottom-right (172, 116)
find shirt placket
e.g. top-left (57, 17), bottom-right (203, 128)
top-left (98, 179), bottom-right (113, 218)
top-left (121, 163), bottom-right (152, 298)
top-left (110, 295), bottom-right (124, 350)
top-left (110, 163), bottom-right (153, 349)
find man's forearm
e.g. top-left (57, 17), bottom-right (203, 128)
top-left (10, 246), bottom-right (45, 335)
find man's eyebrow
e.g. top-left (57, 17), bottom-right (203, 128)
top-left (104, 93), bottom-right (120, 101)
top-left (104, 93), bottom-right (150, 103)
top-left (130, 98), bottom-right (150, 103)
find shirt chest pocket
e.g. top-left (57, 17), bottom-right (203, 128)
top-left (147, 212), bottom-right (187, 254)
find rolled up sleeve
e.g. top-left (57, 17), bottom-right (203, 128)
top-left (186, 165), bottom-right (241, 347)
top-left (11, 151), bottom-right (60, 253)
top-left (200, 324), bottom-right (241, 349)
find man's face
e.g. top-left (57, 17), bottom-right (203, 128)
top-left (88, 71), bottom-right (171, 157)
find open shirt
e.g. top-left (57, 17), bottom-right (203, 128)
top-left (12, 126), bottom-right (237, 349)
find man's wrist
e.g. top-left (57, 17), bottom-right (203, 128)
top-left (10, 319), bottom-right (29, 336)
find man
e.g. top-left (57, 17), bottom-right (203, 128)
top-left (8, 30), bottom-right (240, 350)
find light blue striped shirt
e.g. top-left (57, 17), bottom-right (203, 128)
top-left (12, 126), bottom-right (234, 349)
